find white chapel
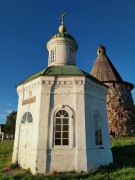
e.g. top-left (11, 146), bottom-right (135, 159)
top-left (12, 13), bottom-right (113, 174)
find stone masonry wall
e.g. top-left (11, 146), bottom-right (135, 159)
top-left (105, 82), bottom-right (135, 136)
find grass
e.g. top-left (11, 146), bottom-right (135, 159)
top-left (0, 137), bottom-right (135, 179)
top-left (0, 140), bottom-right (13, 170)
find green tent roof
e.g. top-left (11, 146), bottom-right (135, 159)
top-left (17, 65), bottom-right (103, 86)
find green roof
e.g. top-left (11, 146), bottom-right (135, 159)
top-left (17, 65), bottom-right (103, 86)
top-left (52, 32), bottom-right (75, 41)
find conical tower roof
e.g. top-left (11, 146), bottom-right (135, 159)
top-left (90, 45), bottom-right (123, 82)
top-left (90, 45), bottom-right (134, 89)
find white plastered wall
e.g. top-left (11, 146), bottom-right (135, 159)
top-left (84, 79), bottom-right (113, 170)
top-left (12, 75), bottom-right (113, 174)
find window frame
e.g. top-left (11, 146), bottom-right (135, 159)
top-left (69, 48), bottom-right (74, 62)
top-left (50, 48), bottom-right (55, 63)
top-left (21, 112), bottom-right (33, 124)
top-left (54, 109), bottom-right (69, 146)
top-left (94, 112), bottom-right (103, 146)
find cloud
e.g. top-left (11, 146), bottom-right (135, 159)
top-left (6, 103), bottom-right (14, 106)
top-left (0, 109), bottom-right (15, 124)
top-left (0, 113), bottom-right (7, 119)
top-left (0, 113), bottom-right (7, 124)
top-left (5, 110), bottom-right (13, 114)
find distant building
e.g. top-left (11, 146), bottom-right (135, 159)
top-left (12, 14), bottom-right (112, 174)
top-left (91, 45), bottom-right (135, 136)
top-left (0, 125), bottom-right (4, 141)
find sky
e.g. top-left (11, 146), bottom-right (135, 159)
top-left (0, 0), bottom-right (135, 124)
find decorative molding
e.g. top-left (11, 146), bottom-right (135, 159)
top-left (42, 80), bottom-right (84, 86)
top-left (18, 81), bottom-right (42, 94)
top-left (47, 38), bottom-right (77, 49)
top-left (85, 81), bottom-right (107, 96)
top-left (18, 79), bottom-right (106, 96)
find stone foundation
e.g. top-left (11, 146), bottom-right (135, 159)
top-left (105, 82), bottom-right (135, 136)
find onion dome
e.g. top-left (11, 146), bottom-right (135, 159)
top-left (46, 13), bottom-right (78, 67)
top-left (50, 19), bottom-right (78, 46)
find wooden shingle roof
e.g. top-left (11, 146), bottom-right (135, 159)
top-left (90, 45), bottom-right (123, 82)
top-left (90, 45), bottom-right (134, 90)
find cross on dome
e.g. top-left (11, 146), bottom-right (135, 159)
top-left (58, 12), bottom-right (67, 33)
top-left (59, 12), bottom-right (67, 25)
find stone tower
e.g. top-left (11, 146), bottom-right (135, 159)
top-left (91, 45), bottom-right (135, 136)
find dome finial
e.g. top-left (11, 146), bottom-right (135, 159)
top-left (58, 12), bottom-right (67, 33)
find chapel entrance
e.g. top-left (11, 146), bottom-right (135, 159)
top-left (18, 112), bottom-right (33, 168)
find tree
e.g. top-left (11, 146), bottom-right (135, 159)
top-left (5, 111), bottom-right (17, 137)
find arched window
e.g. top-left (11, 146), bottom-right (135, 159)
top-left (94, 112), bottom-right (102, 145)
top-left (69, 48), bottom-right (74, 61)
top-left (54, 110), bottom-right (69, 146)
top-left (50, 49), bottom-right (55, 62)
top-left (21, 112), bottom-right (33, 124)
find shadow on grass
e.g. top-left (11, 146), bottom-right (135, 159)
top-left (84, 143), bottom-right (135, 176)
top-left (112, 144), bottom-right (135, 168)
top-left (1, 140), bottom-right (135, 179)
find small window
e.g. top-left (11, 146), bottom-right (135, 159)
top-left (113, 83), bottom-right (115, 88)
top-left (54, 110), bottom-right (69, 146)
top-left (50, 49), bottom-right (55, 62)
top-left (21, 112), bottom-right (33, 124)
top-left (70, 48), bottom-right (74, 61)
top-left (94, 112), bottom-right (102, 145)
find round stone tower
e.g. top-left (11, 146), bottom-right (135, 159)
top-left (91, 45), bottom-right (135, 136)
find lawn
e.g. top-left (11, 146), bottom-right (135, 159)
top-left (0, 137), bottom-right (135, 179)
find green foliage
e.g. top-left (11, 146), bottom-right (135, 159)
top-left (0, 140), bottom-right (13, 170)
top-left (1, 137), bottom-right (135, 179)
top-left (0, 173), bottom-right (11, 180)
top-left (4, 111), bottom-right (17, 136)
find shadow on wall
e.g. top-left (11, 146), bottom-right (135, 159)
top-left (45, 77), bottom-right (56, 174)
